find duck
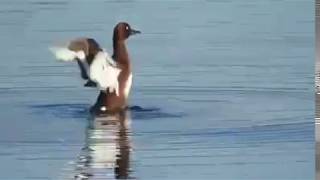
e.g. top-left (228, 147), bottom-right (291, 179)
top-left (50, 22), bottom-right (140, 114)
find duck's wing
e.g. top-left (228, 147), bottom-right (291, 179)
top-left (50, 38), bottom-right (102, 80)
top-left (49, 38), bottom-right (88, 62)
top-left (89, 51), bottom-right (121, 95)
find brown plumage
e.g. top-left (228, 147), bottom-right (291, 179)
top-left (92, 22), bottom-right (140, 114)
top-left (64, 22), bottom-right (140, 114)
top-left (67, 38), bottom-right (102, 82)
top-left (50, 22), bottom-right (140, 114)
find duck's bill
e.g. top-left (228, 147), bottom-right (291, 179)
top-left (130, 29), bottom-right (141, 35)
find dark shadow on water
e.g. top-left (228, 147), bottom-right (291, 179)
top-left (129, 105), bottom-right (160, 112)
top-left (29, 104), bottom-right (184, 120)
top-left (129, 105), bottom-right (184, 120)
top-left (29, 103), bottom-right (90, 119)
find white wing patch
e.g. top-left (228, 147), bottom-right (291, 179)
top-left (49, 47), bottom-right (85, 62)
top-left (50, 45), bottom-right (121, 96)
top-left (89, 51), bottom-right (121, 96)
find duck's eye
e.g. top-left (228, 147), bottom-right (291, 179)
top-left (125, 26), bottom-right (129, 30)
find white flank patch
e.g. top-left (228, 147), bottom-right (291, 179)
top-left (49, 47), bottom-right (85, 62)
top-left (124, 74), bottom-right (132, 99)
top-left (89, 51), bottom-right (121, 95)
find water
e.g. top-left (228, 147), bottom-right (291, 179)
top-left (0, 0), bottom-right (314, 179)
top-left (316, 1), bottom-right (320, 179)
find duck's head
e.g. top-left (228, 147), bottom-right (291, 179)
top-left (113, 22), bottom-right (141, 41)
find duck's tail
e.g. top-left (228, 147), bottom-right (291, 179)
top-left (49, 47), bottom-right (85, 62)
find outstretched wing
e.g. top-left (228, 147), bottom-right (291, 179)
top-left (50, 38), bottom-right (102, 80)
top-left (49, 38), bottom-right (90, 62)
top-left (89, 51), bottom-right (121, 95)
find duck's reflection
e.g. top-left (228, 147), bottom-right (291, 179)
top-left (74, 110), bottom-right (132, 179)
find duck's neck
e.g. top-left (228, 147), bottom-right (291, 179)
top-left (113, 39), bottom-right (130, 66)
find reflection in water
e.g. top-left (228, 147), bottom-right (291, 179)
top-left (74, 110), bottom-right (132, 179)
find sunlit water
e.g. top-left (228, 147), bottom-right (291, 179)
top-left (0, 0), bottom-right (314, 179)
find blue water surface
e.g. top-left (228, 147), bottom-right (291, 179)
top-left (0, 0), bottom-right (314, 179)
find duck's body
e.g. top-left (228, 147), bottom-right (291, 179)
top-left (93, 32), bottom-right (134, 112)
top-left (50, 22), bottom-right (140, 114)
